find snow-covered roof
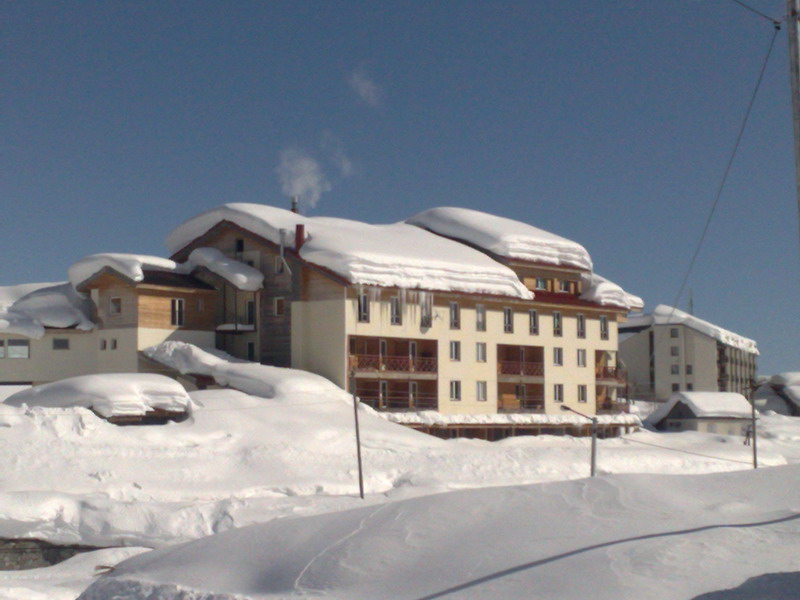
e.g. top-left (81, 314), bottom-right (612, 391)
top-left (0, 282), bottom-right (94, 339)
top-left (383, 410), bottom-right (641, 427)
top-left (649, 392), bottom-right (753, 424)
top-left (580, 273), bottom-right (644, 311)
top-left (187, 248), bottom-right (263, 292)
top-left (69, 254), bottom-right (183, 289)
top-left (4, 373), bottom-right (191, 418)
top-left (407, 206), bottom-right (593, 270)
top-left (758, 372), bottom-right (800, 410)
top-left (166, 203), bottom-right (533, 299)
top-left (623, 305), bottom-right (758, 354)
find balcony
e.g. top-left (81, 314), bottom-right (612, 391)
top-left (596, 401), bottom-right (630, 415)
top-left (595, 366), bottom-right (627, 384)
top-left (359, 393), bottom-right (438, 411)
top-left (349, 354), bottom-right (437, 374)
top-left (497, 361), bottom-right (545, 377)
top-left (498, 395), bottom-right (545, 413)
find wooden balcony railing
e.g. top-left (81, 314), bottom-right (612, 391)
top-left (595, 367), bottom-right (627, 383)
top-left (497, 361), bottom-right (545, 377)
top-left (498, 396), bottom-right (546, 413)
top-left (596, 401), bottom-right (630, 415)
top-left (359, 394), bottom-right (438, 411)
top-left (349, 354), bottom-right (437, 373)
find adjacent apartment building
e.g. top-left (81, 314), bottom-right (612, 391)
top-left (2, 203), bottom-right (644, 438)
top-left (618, 305), bottom-right (758, 402)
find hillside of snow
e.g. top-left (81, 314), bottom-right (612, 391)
top-left (80, 465), bottom-right (800, 600)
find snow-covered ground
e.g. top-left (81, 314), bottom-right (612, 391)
top-left (0, 361), bottom-right (798, 598)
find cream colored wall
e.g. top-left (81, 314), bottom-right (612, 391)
top-left (291, 298), bottom-right (347, 387)
top-left (0, 331), bottom-right (98, 384)
top-left (342, 289), bottom-right (620, 415)
top-left (652, 324), bottom-right (718, 400)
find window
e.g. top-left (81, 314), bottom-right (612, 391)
top-left (274, 297), bottom-right (285, 316)
top-left (475, 304), bottom-right (486, 331)
top-left (110, 339), bottom-right (117, 350)
top-left (0, 340), bottom-right (4, 358)
top-left (558, 280), bottom-right (571, 293)
top-left (476, 342), bottom-right (487, 362)
top-left (554, 384), bottom-right (564, 403)
top-left (246, 300), bottom-right (256, 325)
top-left (235, 238), bottom-right (244, 253)
top-left (553, 312), bottom-right (562, 337)
top-left (390, 297), bottom-right (402, 325)
top-left (358, 293), bottom-right (370, 323)
top-left (577, 314), bottom-right (586, 338)
top-left (670, 328), bottom-right (679, 338)
top-left (449, 302), bottom-right (460, 329)
top-left (477, 381), bottom-right (487, 402)
top-left (529, 309), bottom-right (539, 335)
top-left (578, 384), bottom-right (587, 403)
top-left (672, 383), bottom-right (680, 392)
top-left (577, 349), bottom-right (587, 367)
top-left (109, 297), bottom-right (122, 316)
top-left (449, 341), bottom-right (461, 361)
top-left (409, 381), bottom-right (418, 402)
top-left (553, 347), bottom-right (563, 366)
top-left (686, 364), bottom-right (693, 375)
top-left (247, 342), bottom-right (256, 361)
top-left (687, 383), bottom-right (694, 391)
top-left (52, 338), bottom-right (69, 350)
top-left (379, 339), bottom-right (388, 359)
top-left (274, 255), bottom-right (285, 274)
top-left (7, 339), bottom-right (29, 359)
top-left (420, 296), bottom-right (432, 327)
top-left (171, 298), bottom-right (185, 326)
top-left (671, 364), bottom-right (680, 375)
top-left (535, 277), bottom-right (548, 290)
top-left (450, 380), bottom-right (462, 401)
top-left (100, 339), bottom-right (107, 351)
top-left (671, 346), bottom-right (679, 357)
top-left (600, 315), bottom-right (609, 340)
top-left (515, 384), bottom-right (526, 400)
top-left (503, 308), bottom-right (513, 333)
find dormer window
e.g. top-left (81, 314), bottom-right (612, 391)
top-left (558, 280), bottom-right (571, 293)
top-left (109, 297), bottom-right (122, 316)
top-left (235, 238), bottom-right (245, 253)
top-left (535, 278), bottom-right (548, 291)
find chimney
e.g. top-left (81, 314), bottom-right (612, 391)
top-left (291, 196), bottom-right (299, 214)
top-left (295, 224), bottom-right (306, 251)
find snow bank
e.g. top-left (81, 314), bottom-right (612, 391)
top-left (407, 206), bottom-right (593, 270)
top-left (580, 272), bottom-right (644, 311)
top-left (648, 391), bottom-right (753, 425)
top-left (68, 254), bottom-right (183, 289)
top-left (144, 341), bottom-right (344, 399)
top-left (4, 374), bottom-right (191, 418)
top-left (187, 247), bottom-right (263, 291)
top-left (624, 304), bottom-right (758, 354)
top-left (78, 465), bottom-right (800, 600)
top-left (0, 282), bottom-right (95, 339)
top-left (383, 410), bottom-right (641, 427)
top-left (166, 203), bottom-right (533, 298)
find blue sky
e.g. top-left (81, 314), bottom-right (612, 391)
top-left (3, 1), bottom-right (798, 375)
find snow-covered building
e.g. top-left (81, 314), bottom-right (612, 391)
top-left (619, 305), bottom-right (758, 402)
top-left (2, 203), bottom-right (643, 438)
top-left (165, 203), bottom-right (642, 438)
top-left (647, 391), bottom-right (753, 435)
top-left (754, 372), bottom-right (800, 416)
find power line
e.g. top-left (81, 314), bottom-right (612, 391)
top-left (621, 435), bottom-right (753, 465)
top-left (729, 0), bottom-right (783, 26)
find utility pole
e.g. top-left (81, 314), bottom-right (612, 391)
top-left (560, 405), bottom-right (598, 477)
top-left (349, 370), bottom-right (365, 499)
top-left (787, 1), bottom-right (800, 253)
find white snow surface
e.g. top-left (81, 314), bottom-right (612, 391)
top-left (4, 373), bottom-right (192, 418)
top-left (384, 409), bottom-right (640, 427)
top-left (624, 304), bottom-right (759, 354)
top-left (407, 206), bottom-right (594, 270)
top-left (79, 465), bottom-right (800, 600)
top-left (0, 282), bottom-right (94, 338)
top-left (166, 203), bottom-right (534, 298)
top-left (187, 247), bottom-right (264, 291)
top-left (579, 272), bottom-right (644, 311)
top-left (68, 253), bottom-right (183, 289)
top-left (648, 391), bottom-right (753, 424)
